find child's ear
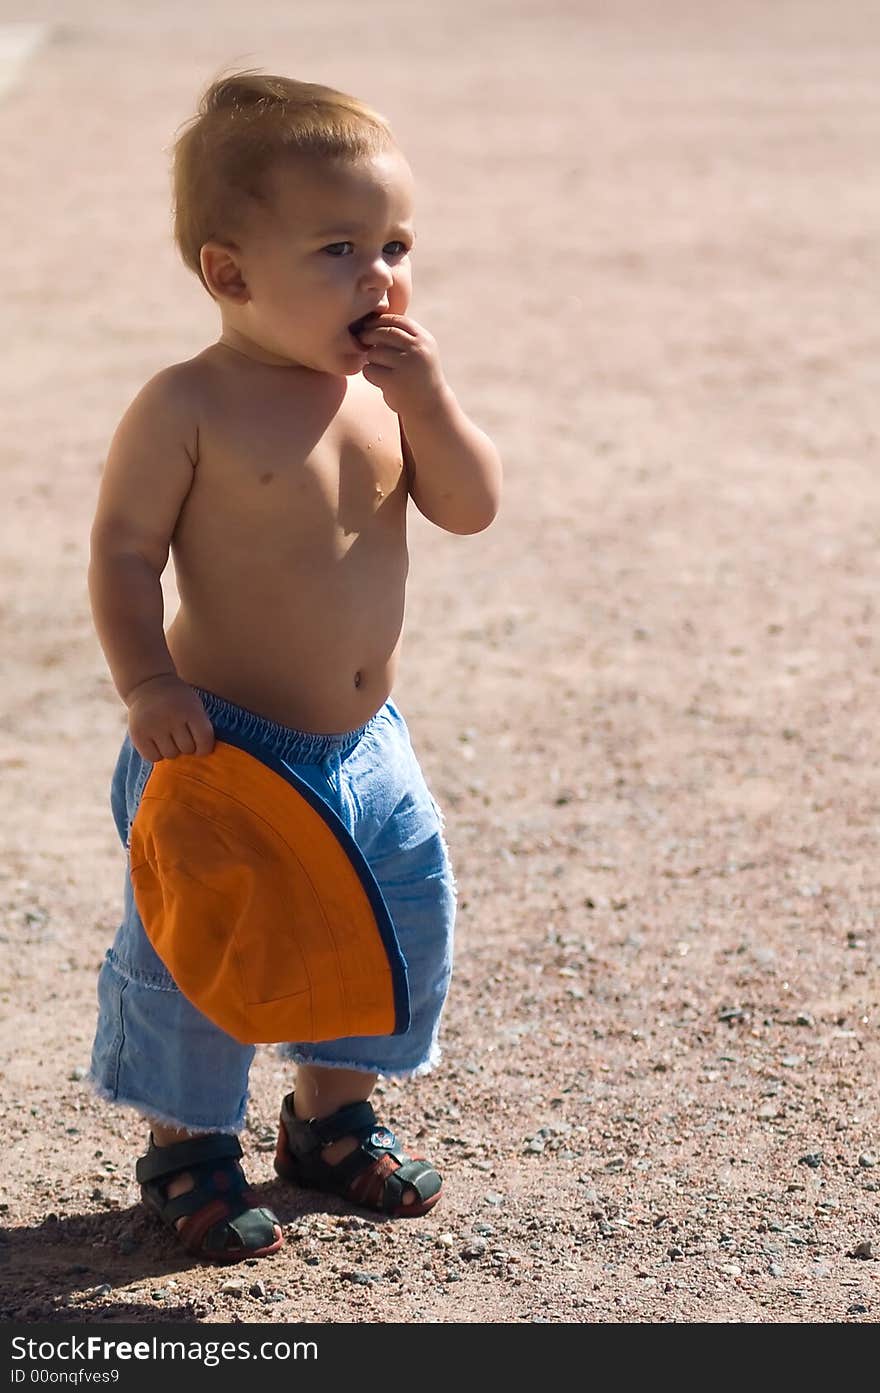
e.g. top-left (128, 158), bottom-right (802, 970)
top-left (200, 242), bottom-right (250, 303)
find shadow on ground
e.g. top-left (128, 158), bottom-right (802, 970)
top-left (0, 1179), bottom-right (356, 1321)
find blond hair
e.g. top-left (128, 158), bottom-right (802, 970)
top-left (173, 72), bottom-right (395, 289)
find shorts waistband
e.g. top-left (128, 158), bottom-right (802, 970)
top-left (193, 687), bottom-right (384, 766)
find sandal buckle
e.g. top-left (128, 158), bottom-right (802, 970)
top-left (369, 1126), bottom-right (395, 1150)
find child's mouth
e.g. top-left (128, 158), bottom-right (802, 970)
top-left (348, 313), bottom-right (376, 345)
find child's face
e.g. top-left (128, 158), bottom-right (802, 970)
top-left (231, 148), bottom-right (416, 373)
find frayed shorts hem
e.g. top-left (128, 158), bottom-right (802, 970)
top-left (277, 1043), bottom-right (441, 1080)
top-left (86, 1074), bottom-right (248, 1136)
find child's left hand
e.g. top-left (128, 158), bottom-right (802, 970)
top-left (358, 314), bottom-right (447, 417)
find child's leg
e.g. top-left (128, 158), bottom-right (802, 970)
top-left (137, 1117), bottom-right (283, 1260)
top-left (90, 859), bottom-right (283, 1258)
top-left (276, 701), bottom-right (455, 1217)
top-left (294, 1065), bottom-right (377, 1138)
top-left (292, 1065), bottom-right (416, 1207)
top-left (147, 1120), bottom-right (262, 1208)
top-left (277, 1064), bottom-right (439, 1215)
top-left (148, 1120), bottom-right (208, 1216)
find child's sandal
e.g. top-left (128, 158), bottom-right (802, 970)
top-left (135, 1132), bottom-right (284, 1262)
top-left (274, 1092), bottom-right (442, 1218)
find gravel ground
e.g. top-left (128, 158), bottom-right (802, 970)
top-left (1, 0), bottom-right (879, 1324)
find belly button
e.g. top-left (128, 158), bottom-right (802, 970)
top-left (354, 670), bottom-right (363, 689)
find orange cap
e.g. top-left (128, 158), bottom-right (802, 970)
top-left (129, 738), bottom-right (409, 1045)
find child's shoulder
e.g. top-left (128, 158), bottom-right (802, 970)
top-left (127, 351), bottom-right (216, 417)
top-left (113, 352), bottom-right (223, 450)
top-left (109, 353), bottom-right (221, 464)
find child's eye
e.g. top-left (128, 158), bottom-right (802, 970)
top-left (384, 241), bottom-right (409, 258)
top-left (323, 242), bottom-right (354, 257)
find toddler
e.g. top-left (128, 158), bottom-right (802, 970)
top-left (87, 72), bottom-right (501, 1262)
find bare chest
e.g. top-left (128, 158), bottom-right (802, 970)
top-left (180, 377), bottom-right (407, 550)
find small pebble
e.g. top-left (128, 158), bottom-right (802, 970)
top-left (768, 1263), bottom-right (784, 1278)
top-left (69, 1066), bottom-right (88, 1081)
top-left (851, 1241), bottom-right (874, 1260)
top-left (604, 1156), bottom-right (626, 1172)
top-left (798, 1152), bottom-right (823, 1168)
top-left (461, 1240), bottom-right (487, 1259)
top-left (858, 1153), bottom-right (877, 1168)
top-left (221, 1279), bottom-right (245, 1296)
top-left (249, 1280), bottom-right (267, 1298)
top-left (524, 1138), bottom-right (545, 1154)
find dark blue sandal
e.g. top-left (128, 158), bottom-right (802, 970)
top-left (274, 1093), bottom-right (442, 1218)
top-left (136, 1132), bottom-right (283, 1262)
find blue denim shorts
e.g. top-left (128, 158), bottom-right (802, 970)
top-left (89, 689), bottom-right (456, 1134)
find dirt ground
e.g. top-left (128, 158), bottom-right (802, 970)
top-left (1, 0), bottom-right (879, 1326)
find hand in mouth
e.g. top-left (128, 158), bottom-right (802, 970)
top-left (348, 311), bottom-right (381, 345)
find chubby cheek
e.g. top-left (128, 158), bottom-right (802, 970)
top-left (388, 263), bottom-right (413, 315)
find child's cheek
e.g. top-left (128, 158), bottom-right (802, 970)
top-left (388, 264), bottom-right (413, 316)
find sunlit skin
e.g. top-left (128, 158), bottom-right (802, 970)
top-left (88, 145), bottom-right (501, 1218)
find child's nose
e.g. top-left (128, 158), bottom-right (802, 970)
top-left (360, 257), bottom-right (394, 293)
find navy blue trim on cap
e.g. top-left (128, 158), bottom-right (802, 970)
top-left (206, 725), bottom-right (411, 1036)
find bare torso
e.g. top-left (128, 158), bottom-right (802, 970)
top-left (165, 346), bottom-right (410, 734)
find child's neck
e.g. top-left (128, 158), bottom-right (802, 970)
top-left (217, 322), bottom-right (299, 368)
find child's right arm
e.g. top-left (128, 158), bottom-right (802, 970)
top-left (88, 370), bottom-right (215, 763)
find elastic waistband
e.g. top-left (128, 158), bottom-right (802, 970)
top-left (193, 687), bottom-right (385, 766)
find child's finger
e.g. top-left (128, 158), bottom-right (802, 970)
top-left (189, 719), bottom-right (215, 756)
top-left (361, 362), bottom-right (391, 386)
top-left (174, 725), bottom-right (197, 756)
top-left (368, 312), bottom-right (420, 336)
top-left (365, 345), bottom-right (404, 368)
top-left (147, 733), bottom-right (179, 760)
top-left (360, 324), bottom-right (416, 348)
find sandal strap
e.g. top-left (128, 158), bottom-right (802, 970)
top-left (382, 1159), bottom-right (441, 1207)
top-left (305, 1100), bottom-right (379, 1147)
top-left (135, 1132), bottom-right (243, 1186)
top-left (158, 1167), bottom-right (250, 1224)
top-left (282, 1096), bottom-right (407, 1167)
top-left (179, 1200), bottom-right (278, 1259)
top-left (279, 1092), bottom-right (440, 1214)
top-left (280, 1095), bottom-right (382, 1150)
